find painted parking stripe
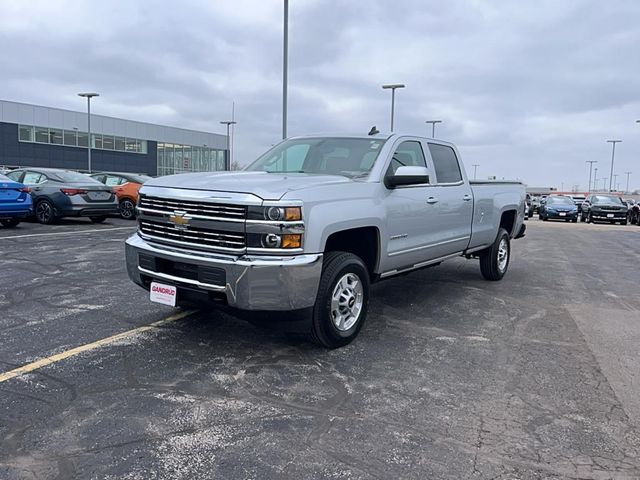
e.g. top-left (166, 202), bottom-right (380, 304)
top-left (0, 309), bottom-right (195, 384)
top-left (0, 226), bottom-right (136, 240)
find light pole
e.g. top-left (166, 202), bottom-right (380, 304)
top-left (586, 160), bottom-right (597, 193)
top-left (624, 171), bottom-right (632, 193)
top-left (382, 84), bottom-right (405, 132)
top-left (425, 120), bottom-right (442, 138)
top-left (220, 121), bottom-right (237, 170)
top-left (282, 0), bottom-right (288, 139)
top-left (472, 164), bottom-right (479, 180)
top-left (593, 167), bottom-right (598, 191)
top-left (612, 174), bottom-right (619, 192)
top-left (602, 177), bottom-right (608, 190)
top-left (78, 92), bottom-right (99, 172)
top-left (606, 139), bottom-right (621, 192)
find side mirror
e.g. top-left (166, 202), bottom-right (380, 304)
top-left (540, 199), bottom-right (546, 205)
top-left (385, 166), bottom-right (430, 188)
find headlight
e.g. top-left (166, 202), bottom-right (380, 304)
top-left (248, 206), bottom-right (302, 221)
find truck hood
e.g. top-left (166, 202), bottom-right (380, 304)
top-left (144, 171), bottom-right (353, 200)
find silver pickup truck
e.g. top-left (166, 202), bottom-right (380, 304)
top-left (125, 134), bottom-right (525, 348)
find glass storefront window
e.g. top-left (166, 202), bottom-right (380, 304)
top-left (63, 130), bottom-right (77, 146)
top-left (102, 135), bottom-right (114, 150)
top-left (35, 127), bottom-right (49, 143)
top-left (93, 134), bottom-right (102, 149)
top-left (77, 132), bottom-right (88, 147)
top-left (115, 136), bottom-right (125, 151)
top-left (49, 128), bottom-right (63, 145)
top-left (19, 125), bottom-right (33, 142)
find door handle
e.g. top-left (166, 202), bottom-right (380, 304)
top-left (426, 197), bottom-right (438, 204)
top-left (463, 194), bottom-right (472, 201)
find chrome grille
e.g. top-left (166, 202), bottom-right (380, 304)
top-left (139, 219), bottom-right (246, 252)
top-left (138, 195), bottom-right (246, 221)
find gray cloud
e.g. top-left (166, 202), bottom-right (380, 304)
top-left (0, 0), bottom-right (638, 191)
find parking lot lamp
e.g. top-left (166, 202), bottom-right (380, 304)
top-left (282, 0), bottom-right (288, 139)
top-left (586, 160), bottom-right (597, 193)
top-left (425, 120), bottom-right (442, 138)
top-left (219, 121), bottom-right (237, 170)
top-left (606, 139), bottom-right (621, 192)
top-left (78, 92), bottom-right (99, 173)
top-left (624, 171), bottom-right (632, 193)
top-left (382, 84), bottom-right (405, 132)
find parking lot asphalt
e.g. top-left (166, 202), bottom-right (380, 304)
top-left (1, 217), bottom-right (639, 479)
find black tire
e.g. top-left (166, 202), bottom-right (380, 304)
top-left (580, 213), bottom-right (586, 222)
top-left (0, 218), bottom-right (20, 228)
top-left (310, 251), bottom-right (370, 349)
top-left (479, 228), bottom-right (510, 281)
top-left (35, 199), bottom-right (56, 224)
top-left (542, 215), bottom-right (548, 221)
top-left (588, 212), bottom-right (594, 224)
top-left (119, 199), bottom-right (136, 220)
top-left (572, 218), bottom-right (577, 223)
top-left (90, 216), bottom-right (107, 223)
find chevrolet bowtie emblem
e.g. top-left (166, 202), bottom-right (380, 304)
top-left (168, 211), bottom-right (191, 230)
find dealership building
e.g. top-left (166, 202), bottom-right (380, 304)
top-left (0, 99), bottom-right (228, 176)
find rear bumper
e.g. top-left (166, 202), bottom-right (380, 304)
top-left (125, 234), bottom-right (323, 311)
top-left (0, 206), bottom-right (32, 219)
top-left (59, 204), bottom-right (119, 217)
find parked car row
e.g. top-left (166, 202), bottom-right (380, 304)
top-left (0, 167), bottom-right (150, 227)
top-left (525, 193), bottom-right (635, 226)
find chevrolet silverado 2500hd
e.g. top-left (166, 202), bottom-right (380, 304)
top-left (126, 134), bottom-right (525, 348)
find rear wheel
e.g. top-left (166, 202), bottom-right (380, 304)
top-left (90, 216), bottom-right (107, 223)
top-left (0, 218), bottom-right (20, 228)
top-left (479, 228), bottom-right (510, 281)
top-left (310, 252), bottom-right (369, 349)
top-left (119, 199), bottom-right (136, 220)
top-left (35, 200), bottom-right (56, 224)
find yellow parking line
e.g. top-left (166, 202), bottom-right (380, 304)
top-left (0, 309), bottom-right (195, 384)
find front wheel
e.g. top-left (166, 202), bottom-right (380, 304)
top-left (0, 218), bottom-right (20, 228)
top-left (119, 199), bottom-right (136, 220)
top-left (310, 252), bottom-right (369, 349)
top-left (479, 228), bottom-right (510, 281)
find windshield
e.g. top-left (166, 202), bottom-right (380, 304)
top-left (547, 196), bottom-right (574, 205)
top-left (592, 195), bottom-right (623, 205)
top-left (245, 137), bottom-right (387, 178)
top-left (48, 170), bottom-right (97, 183)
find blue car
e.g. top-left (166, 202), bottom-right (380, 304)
top-left (0, 173), bottom-right (33, 228)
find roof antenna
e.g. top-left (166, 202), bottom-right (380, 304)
top-left (368, 126), bottom-right (380, 136)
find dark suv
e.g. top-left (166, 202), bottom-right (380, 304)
top-left (580, 194), bottom-right (628, 225)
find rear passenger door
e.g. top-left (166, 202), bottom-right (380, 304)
top-left (426, 143), bottom-right (473, 254)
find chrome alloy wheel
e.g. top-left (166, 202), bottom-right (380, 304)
top-left (120, 199), bottom-right (136, 219)
top-left (330, 273), bottom-right (364, 331)
top-left (497, 237), bottom-right (509, 272)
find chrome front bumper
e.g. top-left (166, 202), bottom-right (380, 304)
top-left (125, 234), bottom-right (323, 311)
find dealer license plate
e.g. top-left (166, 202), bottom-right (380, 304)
top-left (607, 213), bottom-right (614, 218)
top-left (150, 282), bottom-right (177, 306)
top-left (559, 212), bottom-right (566, 217)
top-left (88, 191), bottom-right (110, 201)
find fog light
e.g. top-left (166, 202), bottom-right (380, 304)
top-left (261, 233), bottom-right (282, 248)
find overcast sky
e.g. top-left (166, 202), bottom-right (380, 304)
top-left (1, 0), bottom-right (639, 191)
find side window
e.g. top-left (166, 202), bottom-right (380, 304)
top-left (105, 175), bottom-right (122, 186)
top-left (387, 141), bottom-right (427, 176)
top-left (23, 172), bottom-right (44, 185)
top-left (6, 171), bottom-right (23, 182)
top-left (428, 143), bottom-right (463, 184)
top-left (92, 175), bottom-right (106, 184)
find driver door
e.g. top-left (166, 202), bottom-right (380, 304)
top-left (382, 140), bottom-right (441, 271)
